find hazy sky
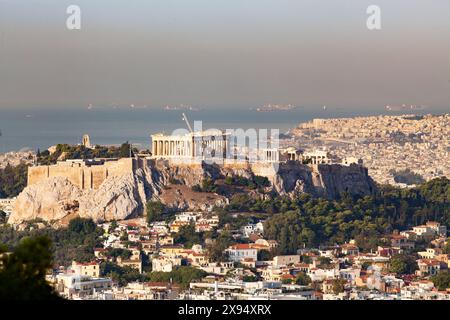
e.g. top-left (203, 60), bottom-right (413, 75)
top-left (0, 0), bottom-right (449, 110)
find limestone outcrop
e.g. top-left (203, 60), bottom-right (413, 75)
top-left (159, 185), bottom-right (228, 212)
top-left (9, 169), bottom-right (153, 226)
top-left (9, 177), bottom-right (83, 225)
top-left (8, 160), bottom-right (376, 227)
top-left (152, 160), bottom-right (223, 187)
top-left (78, 171), bottom-right (145, 222)
top-left (272, 163), bottom-right (376, 199)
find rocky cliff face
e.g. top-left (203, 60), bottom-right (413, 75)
top-left (272, 163), bottom-right (376, 199)
top-left (10, 177), bottom-right (83, 225)
top-left (314, 164), bottom-right (376, 198)
top-left (150, 159), bottom-right (252, 187)
top-left (8, 161), bottom-right (376, 227)
top-left (9, 169), bottom-right (151, 226)
top-left (78, 171), bottom-right (145, 222)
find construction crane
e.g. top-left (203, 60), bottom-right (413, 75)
top-left (182, 112), bottom-right (193, 133)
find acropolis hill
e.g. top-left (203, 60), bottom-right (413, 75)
top-left (9, 130), bottom-right (376, 227)
top-left (27, 127), bottom-right (367, 190)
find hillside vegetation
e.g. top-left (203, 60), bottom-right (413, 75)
top-left (0, 163), bottom-right (28, 198)
top-left (259, 178), bottom-right (449, 253)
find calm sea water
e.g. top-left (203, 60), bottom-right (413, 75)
top-left (0, 106), bottom-right (446, 152)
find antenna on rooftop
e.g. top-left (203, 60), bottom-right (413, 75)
top-left (182, 113), bottom-right (194, 133)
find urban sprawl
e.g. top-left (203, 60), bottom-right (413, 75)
top-left (0, 114), bottom-right (449, 300)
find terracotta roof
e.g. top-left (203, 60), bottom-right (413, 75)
top-left (250, 244), bottom-right (269, 250)
top-left (294, 263), bottom-right (310, 268)
top-left (391, 235), bottom-right (407, 239)
top-left (229, 244), bottom-right (255, 250)
top-left (122, 222), bottom-right (139, 227)
top-left (190, 252), bottom-right (205, 257)
top-left (73, 261), bottom-right (99, 266)
top-left (341, 243), bottom-right (358, 249)
top-left (418, 259), bottom-right (440, 266)
top-left (248, 234), bottom-right (262, 242)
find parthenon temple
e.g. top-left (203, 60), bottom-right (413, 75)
top-left (150, 130), bottom-right (359, 166)
top-left (151, 130), bottom-right (297, 164)
top-left (151, 130), bottom-right (230, 160)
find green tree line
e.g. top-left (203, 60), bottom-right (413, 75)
top-left (224, 178), bottom-right (450, 254)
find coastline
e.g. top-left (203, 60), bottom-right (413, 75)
top-left (0, 106), bottom-right (448, 153)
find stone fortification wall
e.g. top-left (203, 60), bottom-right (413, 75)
top-left (27, 158), bottom-right (135, 190)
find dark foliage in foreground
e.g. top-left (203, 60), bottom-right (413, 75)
top-left (0, 217), bottom-right (103, 267)
top-left (0, 162), bottom-right (29, 198)
top-left (0, 236), bottom-right (61, 300)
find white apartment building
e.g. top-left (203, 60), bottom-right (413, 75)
top-left (152, 256), bottom-right (182, 272)
top-left (69, 261), bottom-right (100, 278)
top-left (412, 222), bottom-right (447, 238)
top-left (273, 255), bottom-right (301, 267)
top-left (175, 212), bottom-right (199, 223)
top-left (55, 273), bottom-right (112, 298)
top-left (226, 244), bottom-right (258, 263)
top-left (241, 222), bottom-right (264, 237)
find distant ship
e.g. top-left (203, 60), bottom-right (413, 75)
top-left (385, 104), bottom-right (428, 111)
top-left (129, 104), bottom-right (148, 109)
top-left (252, 104), bottom-right (300, 112)
top-left (163, 104), bottom-right (200, 111)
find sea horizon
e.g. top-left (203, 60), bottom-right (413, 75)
top-left (0, 105), bottom-right (448, 153)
